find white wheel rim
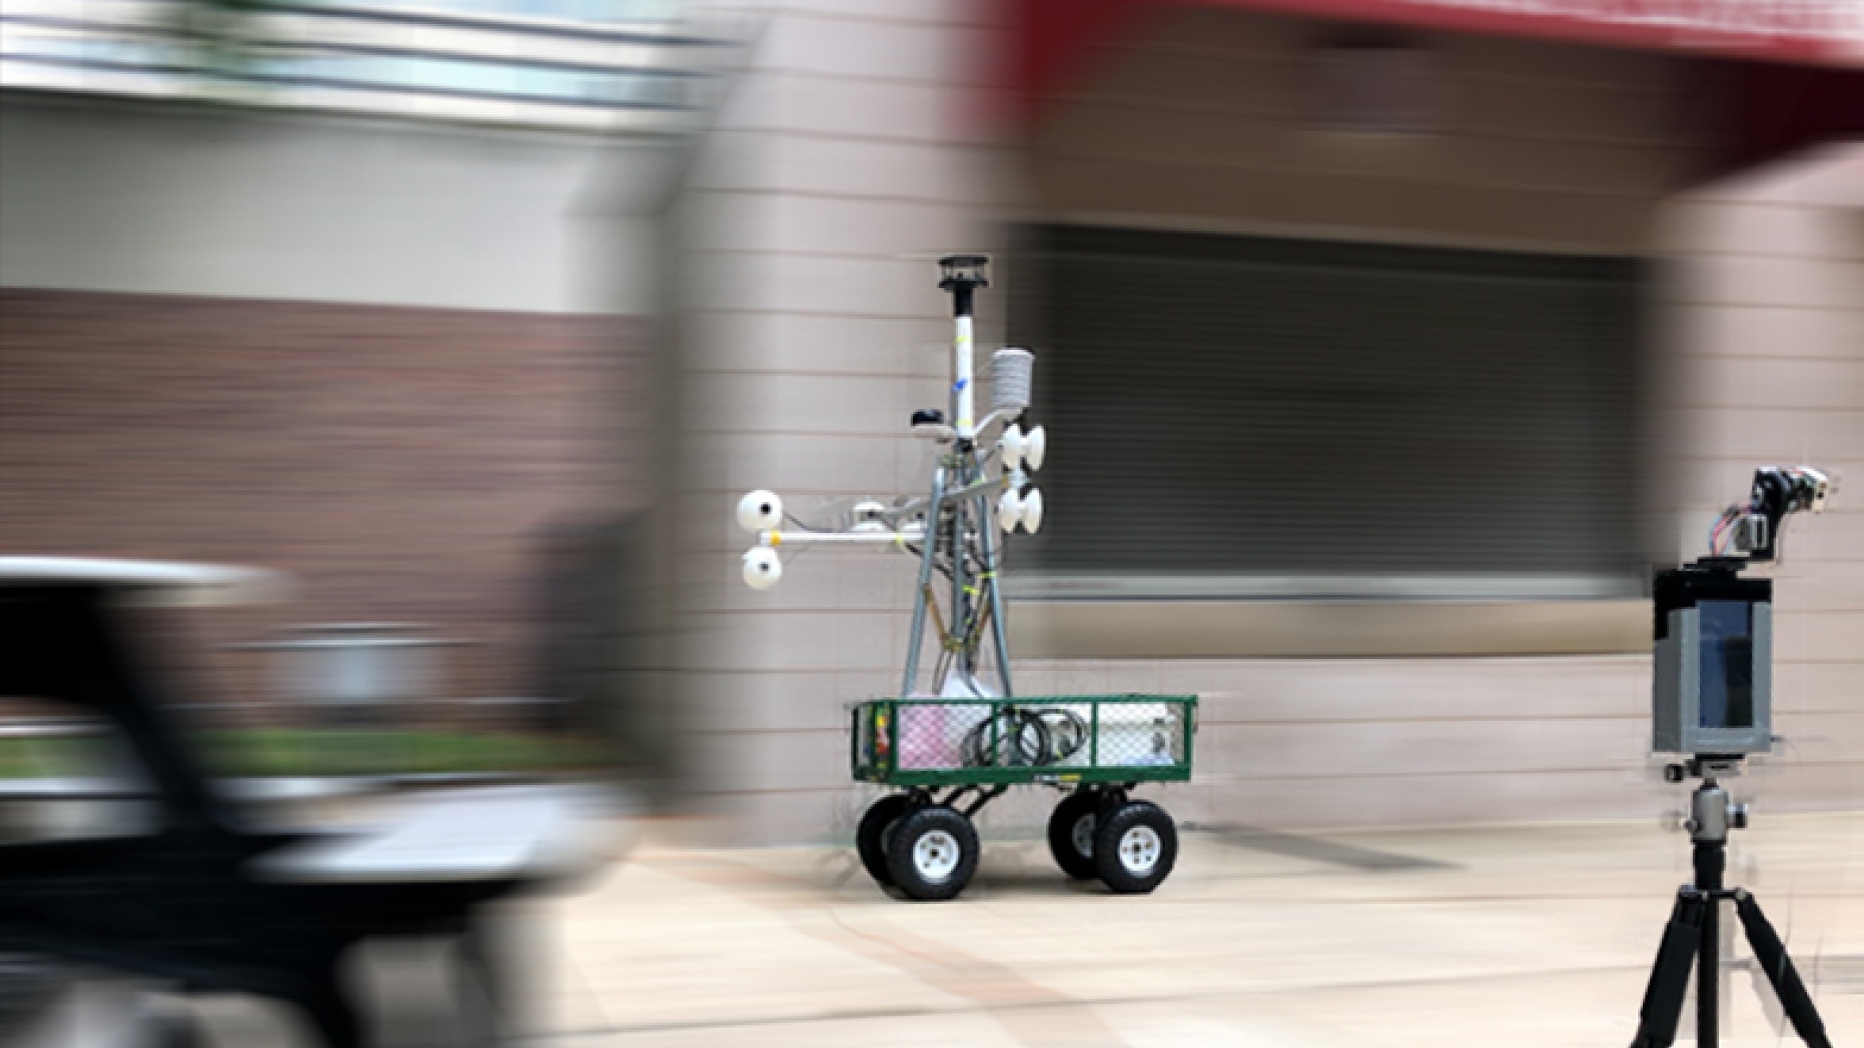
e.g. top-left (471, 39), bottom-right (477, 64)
top-left (1118, 825), bottom-right (1162, 876)
top-left (1070, 813), bottom-right (1096, 858)
top-left (913, 829), bottom-right (961, 883)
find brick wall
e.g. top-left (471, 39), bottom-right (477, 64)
top-left (0, 289), bottom-right (644, 716)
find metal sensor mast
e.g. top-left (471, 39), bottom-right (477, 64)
top-left (734, 255), bottom-right (1048, 700)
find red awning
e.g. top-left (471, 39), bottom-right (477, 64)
top-left (1000, 0), bottom-right (1864, 171)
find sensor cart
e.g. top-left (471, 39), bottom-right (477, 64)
top-left (732, 256), bottom-right (1198, 901)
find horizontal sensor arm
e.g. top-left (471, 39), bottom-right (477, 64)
top-left (756, 527), bottom-right (926, 548)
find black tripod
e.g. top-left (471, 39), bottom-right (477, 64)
top-left (1629, 769), bottom-right (1833, 1048)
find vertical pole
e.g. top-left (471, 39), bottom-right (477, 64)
top-left (946, 453), bottom-right (969, 692)
top-left (933, 257), bottom-right (988, 697)
top-left (901, 469), bottom-right (945, 697)
top-left (1697, 851), bottom-right (1720, 1047)
top-left (1690, 779), bottom-right (1729, 1047)
top-left (951, 286), bottom-right (976, 442)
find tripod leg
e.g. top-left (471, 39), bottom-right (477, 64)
top-left (1630, 892), bottom-right (1707, 1048)
top-left (1735, 893), bottom-right (1833, 1048)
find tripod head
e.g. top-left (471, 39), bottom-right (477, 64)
top-left (1662, 754), bottom-right (1748, 783)
top-left (1663, 756), bottom-right (1752, 846)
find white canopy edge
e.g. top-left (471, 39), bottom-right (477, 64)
top-left (0, 556), bottom-right (292, 606)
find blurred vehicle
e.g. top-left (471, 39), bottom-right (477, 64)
top-left (0, 557), bottom-right (622, 1047)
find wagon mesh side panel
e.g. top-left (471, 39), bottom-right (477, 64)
top-left (894, 701), bottom-right (987, 770)
top-left (861, 696), bottom-right (1194, 783)
top-left (1091, 701), bottom-right (1184, 770)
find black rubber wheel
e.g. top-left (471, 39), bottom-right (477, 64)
top-left (884, 805), bottom-right (979, 901)
top-left (857, 794), bottom-right (913, 886)
top-left (1046, 792), bottom-right (1101, 880)
top-left (1094, 800), bottom-right (1177, 894)
top-left (136, 1001), bottom-right (202, 1048)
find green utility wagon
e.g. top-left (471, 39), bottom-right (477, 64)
top-left (850, 694), bottom-right (1197, 900)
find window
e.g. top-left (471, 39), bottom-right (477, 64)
top-left (0, 698), bottom-right (158, 843)
top-left (1008, 225), bottom-right (1645, 600)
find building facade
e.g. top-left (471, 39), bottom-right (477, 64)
top-left (661, 0), bottom-right (1864, 843)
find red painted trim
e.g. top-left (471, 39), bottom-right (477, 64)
top-left (1193, 0), bottom-right (1862, 67)
top-left (993, 0), bottom-right (1864, 132)
top-left (996, 0), bottom-right (1154, 131)
top-left (1716, 59), bottom-right (1864, 174)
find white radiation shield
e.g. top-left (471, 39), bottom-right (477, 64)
top-left (742, 547), bottom-right (783, 589)
top-left (737, 490), bottom-right (783, 533)
top-left (1019, 488), bottom-right (1044, 534)
top-left (999, 425), bottom-right (1026, 472)
top-left (998, 488), bottom-right (1023, 532)
top-left (1023, 426), bottom-right (1047, 472)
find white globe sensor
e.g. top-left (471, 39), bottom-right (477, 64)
top-left (1019, 488), bottom-right (1044, 534)
top-left (851, 500), bottom-right (890, 533)
top-left (1023, 426), bottom-right (1048, 472)
top-left (736, 490), bottom-right (783, 533)
top-left (742, 547), bottom-right (782, 589)
top-left (998, 488), bottom-right (1023, 532)
top-left (999, 425), bottom-right (1026, 472)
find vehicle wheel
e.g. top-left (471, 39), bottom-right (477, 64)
top-left (856, 794), bottom-right (913, 886)
top-left (1094, 800), bottom-right (1177, 894)
top-left (1046, 792), bottom-right (1101, 880)
top-left (884, 805), bottom-right (979, 901)
top-left (454, 924), bottom-right (509, 1048)
top-left (136, 999), bottom-right (202, 1048)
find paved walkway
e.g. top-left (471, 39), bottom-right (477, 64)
top-left (520, 812), bottom-right (1864, 1048)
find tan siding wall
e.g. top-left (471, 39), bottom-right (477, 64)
top-left (669, 0), bottom-right (1013, 841)
top-left (1656, 150), bottom-right (1864, 809)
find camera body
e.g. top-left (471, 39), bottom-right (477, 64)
top-left (1652, 559), bottom-right (1772, 757)
top-left (1650, 465), bottom-right (1834, 758)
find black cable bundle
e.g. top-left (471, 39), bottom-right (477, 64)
top-left (961, 707), bottom-right (1088, 768)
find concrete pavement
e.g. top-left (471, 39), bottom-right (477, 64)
top-left (516, 811), bottom-right (1864, 1048)
top-left (23, 810), bottom-right (1860, 1046)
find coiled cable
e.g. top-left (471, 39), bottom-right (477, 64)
top-left (961, 707), bottom-right (1088, 767)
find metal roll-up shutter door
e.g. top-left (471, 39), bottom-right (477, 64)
top-left (1009, 224), bottom-right (1644, 596)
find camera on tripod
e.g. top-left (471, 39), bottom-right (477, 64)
top-left (1627, 465), bottom-right (1838, 1048)
top-left (1651, 466), bottom-right (1830, 760)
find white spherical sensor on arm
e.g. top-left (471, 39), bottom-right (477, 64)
top-left (737, 490), bottom-right (783, 533)
top-left (742, 547), bottom-right (782, 589)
